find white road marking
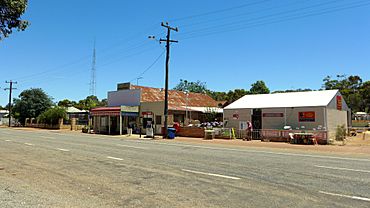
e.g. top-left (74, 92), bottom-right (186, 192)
top-left (315, 165), bottom-right (370, 173)
top-left (40, 136), bottom-right (54, 139)
top-left (56, 148), bottom-right (70, 152)
top-left (319, 191), bottom-right (370, 202)
top-left (152, 142), bottom-right (370, 162)
top-left (5, 140), bottom-right (11, 142)
top-left (182, 169), bottom-right (241, 180)
top-left (24, 143), bottom-right (34, 146)
top-left (116, 144), bottom-right (148, 150)
top-left (107, 156), bottom-right (124, 161)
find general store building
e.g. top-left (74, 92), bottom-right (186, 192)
top-left (223, 90), bottom-right (350, 143)
top-left (91, 83), bottom-right (222, 135)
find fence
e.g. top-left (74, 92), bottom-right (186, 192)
top-left (236, 129), bottom-right (328, 144)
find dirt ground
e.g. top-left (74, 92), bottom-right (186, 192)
top-left (5, 127), bottom-right (370, 157)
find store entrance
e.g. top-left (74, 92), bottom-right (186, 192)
top-left (252, 109), bottom-right (262, 139)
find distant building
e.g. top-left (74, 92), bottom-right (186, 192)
top-left (91, 83), bottom-right (223, 135)
top-left (0, 110), bottom-right (9, 126)
top-left (224, 90), bottom-right (350, 143)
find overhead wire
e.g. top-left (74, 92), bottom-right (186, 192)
top-left (11, 23), bottom-right (164, 82)
top-left (177, 0), bottom-right (352, 37)
top-left (129, 49), bottom-right (166, 83)
top-left (177, 0), bottom-right (370, 40)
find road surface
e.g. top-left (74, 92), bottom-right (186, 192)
top-left (1, 128), bottom-right (370, 207)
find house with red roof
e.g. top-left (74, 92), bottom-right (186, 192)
top-left (91, 83), bottom-right (223, 135)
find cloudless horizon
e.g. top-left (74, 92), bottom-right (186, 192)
top-left (1, 0), bottom-right (370, 106)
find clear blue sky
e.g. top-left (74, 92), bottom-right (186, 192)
top-left (1, 0), bottom-right (370, 106)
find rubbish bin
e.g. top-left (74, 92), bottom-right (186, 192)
top-left (167, 128), bottom-right (176, 139)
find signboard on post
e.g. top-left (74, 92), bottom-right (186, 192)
top-left (298, 111), bottom-right (315, 122)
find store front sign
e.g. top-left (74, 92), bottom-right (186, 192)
top-left (263, 113), bottom-right (284, 117)
top-left (299, 111), bottom-right (315, 122)
top-left (232, 112), bottom-right (239, 120)
top-left (336, 96), bottom-right (342, 110)
top-left (121, 106), bottom-right (139, 117)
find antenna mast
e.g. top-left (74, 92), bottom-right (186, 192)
top-left (89, 40), bottom-right (97, 96)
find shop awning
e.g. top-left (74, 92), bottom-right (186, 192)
top-left (91, 107), bottom-right (121, 116)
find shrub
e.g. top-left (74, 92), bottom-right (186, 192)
top-left (37, 107), bottom-right (67, 125)
top-left (335, 124), bottom-right (347, 143)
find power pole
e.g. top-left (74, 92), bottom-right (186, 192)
top-left (4, 80), bottom-right (17, 127)
top-left (158, 22), bottom-right (178, 138)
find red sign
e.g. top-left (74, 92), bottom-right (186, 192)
top-left (299, 111), bottom-right (315, 122)
top-left (232, 113), bottom-right (239, 120)
top-left (142, 112), bottom-right (153, 118)
top-left (336, 96), bottom-right (342, 110)
top-left (263, 113), bottom-right (284, 117)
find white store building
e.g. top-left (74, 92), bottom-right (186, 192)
top-left (223, 90), bottom-right (350, 143)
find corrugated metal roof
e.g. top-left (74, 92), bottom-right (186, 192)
top-left (91, 107), bottom-right (121, 112)
top-left (132, 85), bottom-right (219, 107)
top-left (225, 90), bottom-right (339, 109)
top-left (66, 107), bottom-right (88, 114)
top-left (186, 106), bottom-right (223, 113)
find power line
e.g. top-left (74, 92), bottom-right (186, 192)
top-left (178, 0), bottom-right (370, 40)
top-left (129, 49), bottom-right (166, 83)
top-left (178, 0), bottom-right (353, 37)
top-left (11, 24), bottom-right (163, 82)
top-left (169, 0), bottom-right (272, 22)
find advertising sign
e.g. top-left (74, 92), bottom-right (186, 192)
top-left (121, 105), bottom-right (139, 117)
top-left (299, 111), bottom-right (315, 122)
top-left (232, 112), bottom-right (239, 120)
top-left (336, 95), bottom-right (342, 111)
top-left (262, 113), bottom-right (284, 117)
top-left (108, 89), bottom-right (141, 107)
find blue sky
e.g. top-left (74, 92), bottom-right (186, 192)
top-left (1, 0), bottom-right (370, 106)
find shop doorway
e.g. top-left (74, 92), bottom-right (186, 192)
top-left (252, 109), bottom-right (262, 139)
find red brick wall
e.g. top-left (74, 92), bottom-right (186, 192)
top-left (176, 127), bottom-right (204, 138)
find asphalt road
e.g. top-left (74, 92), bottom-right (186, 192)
top-left (1, 128), bottom-right (370, 208)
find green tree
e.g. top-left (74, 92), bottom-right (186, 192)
top-left (272, 88), bottom-right (313, 93)
top-left (360, 81), bottom-right (370, 113)
top-left (173, 79), bottom-right (208, 93)
top-left (57, 99), bottom-right (77, 107)
top-left (0, 0), bottom-right (29, 40)
top-left (12, 88), bottom-right (53, 124)
top-left (74, 95), bottom-right (106, 110)
top-left (323, 75), bottom-right (364, 112)
top-left (37, 107), bottom-right (66, 125)
top-left (250, 80), bottom-right (270, 94)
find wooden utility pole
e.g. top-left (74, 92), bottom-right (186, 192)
top-left (5, 80), bottom-right (17, 127)
top-left (159, 22), bottom-right (178, 138)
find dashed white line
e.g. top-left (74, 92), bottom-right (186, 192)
top-left (182, 169), bottom-right (241, 180)
top-left (116, 144), bottom-right (148, 150)
top-left (107, 156), bottom-right (124, 161)
top-left (56, 148), bottom-right (70, 152)
top-left (153, 142), bottom-right (370, 162)
top-left (5, 140), bottom-right (11, 142)
top-left (24, 143), bottom-right (34, 146)
top-left (319, 191), bottom-right (370, 202)
top-left (40, 136), bottom-right (54, 139)
top-left (315, 165), bottom-right (370, 173)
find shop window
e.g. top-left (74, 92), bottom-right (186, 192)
top-left (156, 115), bottom-right (162, 124)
